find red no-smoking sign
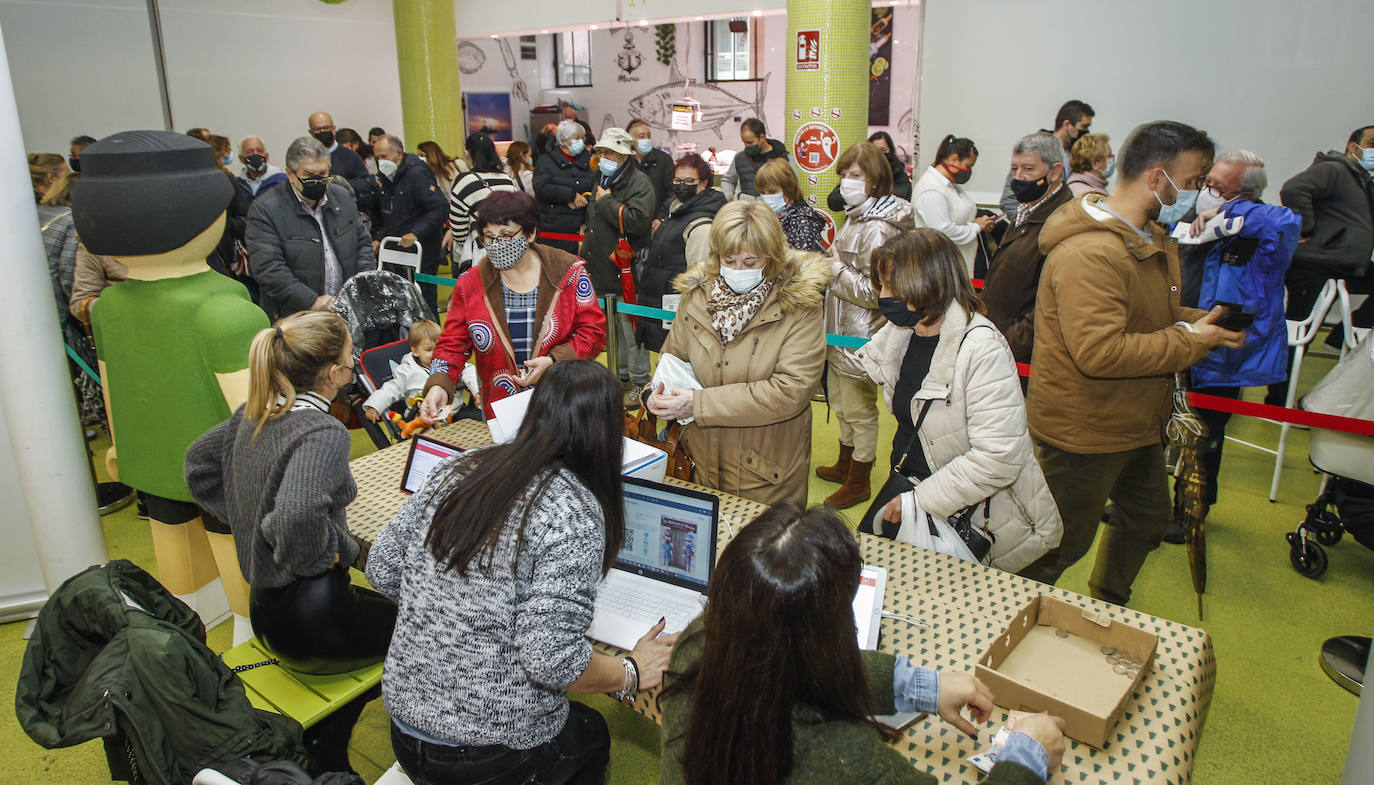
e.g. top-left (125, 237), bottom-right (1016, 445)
top-left (793, 121), bottom-right (839, 173)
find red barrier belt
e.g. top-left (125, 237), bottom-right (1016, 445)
top-left (972, 278), bottom-right (985, 289)
top-left (540, 231), bottom-right (585, 243)
top-left (1012, 361), bottom-right (1374, 437)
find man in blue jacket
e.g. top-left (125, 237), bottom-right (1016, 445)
top-left (372, 134), bottom-right (449, 313)
top-left (1170, 150), bottom-right (1299, 539)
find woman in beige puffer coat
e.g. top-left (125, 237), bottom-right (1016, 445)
top-left (856, 229), bottom-right (1062, 573)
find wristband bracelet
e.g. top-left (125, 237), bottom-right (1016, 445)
top-left (614, 656), bottom-right (640, 702)
top-left (1174, 320), bottom-right (1198, 334)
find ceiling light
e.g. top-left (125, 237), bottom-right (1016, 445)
top-left (589, 24), bottom-right (598, 29)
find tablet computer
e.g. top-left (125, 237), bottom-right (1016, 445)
top-left (400, 434), bottom-right (464, 494)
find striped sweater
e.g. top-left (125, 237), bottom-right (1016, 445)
top-left (447, 170), bottom-right (518, 260)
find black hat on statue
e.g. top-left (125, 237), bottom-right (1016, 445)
top-left (72, 130), bottom-right (232, 257)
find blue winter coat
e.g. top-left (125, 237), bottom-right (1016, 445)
top-left (1182, 200), bottom-right (1300, 388)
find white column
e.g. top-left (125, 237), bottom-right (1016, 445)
top-left (0, 20), bottom-right (108, 593)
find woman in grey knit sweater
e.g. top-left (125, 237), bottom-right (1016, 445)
top-left (367, 360), bottom-right (676, 785)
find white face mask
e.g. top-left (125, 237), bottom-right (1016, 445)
top-left (839, 177), bottom-right (869, 208)
top-left (378, 158), bottom-right (399, 179)
top-left (760, 192), bottom-right (787, 214)
top-left (1194, 188), bottom-right (1230, 216)
top-left (720, 265), bottom-right (764, 294)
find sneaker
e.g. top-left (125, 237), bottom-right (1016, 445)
top-left (1162, 515), bottom-right (1188, 545)
top-left (624, 386), bottom-right (642, 411)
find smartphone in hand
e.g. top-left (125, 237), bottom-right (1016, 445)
top-left (1213, 301), bottom-right (1255, 332)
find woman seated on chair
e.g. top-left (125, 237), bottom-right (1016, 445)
top-left (659, 503), bottom-right (1066, 785)
top-left (854, 230), bottom-right (1062, 574)
top-left (419, 191), bottom-right (606, 421)
top-left (368, 360), bottom-right (677, 785)
top-left (645, 200), bottom-right (829, 508)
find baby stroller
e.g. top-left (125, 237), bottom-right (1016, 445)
top-left (1286, 332), bottom-right (1374, 578)
top-left (330, 268), bottom-right (434, 449)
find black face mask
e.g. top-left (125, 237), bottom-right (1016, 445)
top-left (879, 297), bottom-right (926, 327)
top-left (1009, 174), bottom-right (1050, 204)
top-left (672, 184), bottom-right (699, 204)
top-left (68, 157), bottom-right (81, 173)
top-left (298, 176), bottom-right (329, 201)
top-left (312, 130), bottom-right (335, 148)
top-left (245, 154), bottom-right (267, 174)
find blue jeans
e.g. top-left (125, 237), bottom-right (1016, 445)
top-left (391, 701), bottom-right (609, 785)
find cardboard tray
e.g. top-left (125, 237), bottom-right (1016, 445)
top-left (975, 594), bottom-right (1158, 749)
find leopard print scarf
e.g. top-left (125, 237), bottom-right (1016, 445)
top-left (705, 275), bottom-right (773, 345)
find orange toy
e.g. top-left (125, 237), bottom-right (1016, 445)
top-left (388, 410), bottom-right (444, 439)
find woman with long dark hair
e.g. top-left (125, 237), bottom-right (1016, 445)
top-left (660, 504), bottom-right (1065, 785)
top-left (370, 359), bottom-right (676, 785)
top-left (445, 130), bottom-right (518, 271)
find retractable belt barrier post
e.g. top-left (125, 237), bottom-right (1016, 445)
top-left (604, 294), bottom-right (620, 379)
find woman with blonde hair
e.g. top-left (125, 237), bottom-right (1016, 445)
top-left (28, 153), bottom-right (67, 202)
top-left (817, 141), bottom-right (915, 509)
top-left (1067, 133), bottom-right (1113, 197)
top-left (418, 140), bottom-right (464, 196)
top-left (754, 158), bottom-right (826, 252)
top-left (505, 140), bottom-right (535, 194)
top-left (646, 200), bottom-right (829, 506)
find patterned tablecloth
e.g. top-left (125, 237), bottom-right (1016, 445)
top-left (347, 421), bottom-right (1213, 785)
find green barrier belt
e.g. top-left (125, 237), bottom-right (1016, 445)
top-left (415, 273), bottom-right (873, 350)
top-left (66, 343), bottom-right (101, 385)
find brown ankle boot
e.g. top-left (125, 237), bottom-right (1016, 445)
top-left (825, 459), bottom-right (873, 509)
top-left (816, 443), bottom-right (853, 483)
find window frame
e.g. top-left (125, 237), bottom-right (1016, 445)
top-left (554, 30), bottom-right (593, 88)
top-left (704, 18), bottom-right (761, 83)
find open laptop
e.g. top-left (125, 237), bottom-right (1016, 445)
top-left (586, 477), bottom-right (720, 650)
top-left (853, 564), bottom-right (887, 650)
top-left (399, 434), bottom-right (464, 494)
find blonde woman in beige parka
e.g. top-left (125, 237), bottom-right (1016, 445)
top-left (818, 142), bottom-right (916, 510)
top-left (856, 230), bottom-right (1062, 573)
top-left (646, 201), bottom-right (829, 508)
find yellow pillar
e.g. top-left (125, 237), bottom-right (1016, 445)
top-left (393, 0), bottom-right (463, 152)
top-left (785, 0), bottom-right (870, 245)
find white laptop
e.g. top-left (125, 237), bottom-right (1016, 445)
top-left (586, 477), bottom-right (720, 650)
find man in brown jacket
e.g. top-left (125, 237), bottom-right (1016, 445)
top-left (1018, 121), bottom-right (1245, 605)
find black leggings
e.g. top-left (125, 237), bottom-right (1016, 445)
top-left (249, 566), bottom-right (397, 676)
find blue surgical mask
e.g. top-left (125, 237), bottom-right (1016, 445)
top-left (567, 139), bottom-right (586, 156)
top-left (1155, 170), bottom-right (1198, 225)
top-left (720, 266), bottom-right (764, 294)
top-left (1360, 146), bottom-right (1374, 172)
top-left (760, 192), bottom-right (787, 214)
top-left (598, 157), bottom-right (621, 177)
top-left (636, 138), bottom-right (654, 155)
top-left (221, 153), bottom-right (234, 166)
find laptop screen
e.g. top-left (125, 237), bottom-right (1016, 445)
top-left (618, 477), bottom-right (720, 593)
top-left (400, 434), bottom-right (464, 494)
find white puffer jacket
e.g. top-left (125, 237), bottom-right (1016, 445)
top-left (857, 303), bottom-right (1063, 572)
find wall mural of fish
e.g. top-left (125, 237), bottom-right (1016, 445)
top-left (626, 60), bottom-right (770, 140)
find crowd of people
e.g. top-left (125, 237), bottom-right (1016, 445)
top-left (29, 100), bottom-right (1374, 785)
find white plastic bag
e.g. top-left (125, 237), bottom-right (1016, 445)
top-left (893, 491), bottom-right (979, 563)
top-left (650, 354), bottom-right (704, 425)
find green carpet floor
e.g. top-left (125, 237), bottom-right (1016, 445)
top-left (2, 347), bottom-right (1369, 784)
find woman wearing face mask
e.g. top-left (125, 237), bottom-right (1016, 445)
top-left (854, 230), bottom-right (1062, 573)
top-left (826, 131), bottom-right (913, 211)
top-left (532, 120), bottom-right (596, 256)
top-left (755, 159), bottom-right (827, 252)
top-left (1068, 133), bottom-right (1113, 198)
top-left (817, 142), bottom-right (915, 510)
top-left (646, 201), bottom-right (829, 507)
top-left (636, 153), bottom-right (728, 352)
top-left (911, 135), bottom-right (994, 279)
top-left (505, 141), bottom-right (535, 195)
top-left (419, 192), bottom-right (607, 422)
top-left (627, 119), bottom-right (675, 223)
top-left (445, 131), bottom-right (518, 272)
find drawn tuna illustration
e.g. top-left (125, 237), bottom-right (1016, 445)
top-left (627, 61), bottom-right (769, 139)
top-left (458, 41), bottom-right (486, 75)
top-left (497, 38), bottom-right (529, 104)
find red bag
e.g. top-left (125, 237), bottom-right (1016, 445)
top-left (611, 204), bottom-right (637, 330)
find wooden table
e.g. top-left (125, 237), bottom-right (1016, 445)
top-left (347, 422), bottom-right (1214, 784)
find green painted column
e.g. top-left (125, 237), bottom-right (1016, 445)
top-left (785, 0), bottom-right (870, 247)
top-left (393, 0), bottom-right (463, 152)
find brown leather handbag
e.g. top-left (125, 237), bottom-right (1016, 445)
top-left (624, 406), bottom-right (695, 482)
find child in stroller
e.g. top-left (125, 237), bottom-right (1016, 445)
top-left (361, 319), bottom-right (480, 424)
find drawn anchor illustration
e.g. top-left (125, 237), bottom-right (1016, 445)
top-left (617, 29), bottom-right (643, 81)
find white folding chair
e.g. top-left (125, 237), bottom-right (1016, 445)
top-left (378, 235), bottom-right (422, 282)
top-left (1269, 278), bottom-right (1355, 500)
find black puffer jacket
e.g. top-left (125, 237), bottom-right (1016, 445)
top-left (1280, 151), bottom-right (1374, 277)
top-left (532, 148), bottom-right (596, 255)
top-left (16, 560), bottom-right (309, 785)
top-left (633, 148), bottom-right (676, 219)
top-left (637, 188), bottom-right (728, 350)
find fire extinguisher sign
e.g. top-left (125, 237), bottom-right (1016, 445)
top-left (796, 30), bottom-right (820, 70)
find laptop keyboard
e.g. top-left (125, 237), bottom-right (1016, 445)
top-left (598, 580), bottom-right (703, 632)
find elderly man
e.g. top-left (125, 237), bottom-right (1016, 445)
top-left (245, 136), bottom-right (374, 319)
top-left (1000, 100), bottom-right (1095, 216)
top-left (982, 133), bottom-right (1075, 366)
top-left (234, 136), bottom-right (287, 202)
top-left (372, 134), bottom-right (448, 313)
top-left (308, 111), bottom-right (374, 213)
top-left (1017, 121), bottom-right (1246, 606)
top-left (1158, 152), bottom-right (1299, 540)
